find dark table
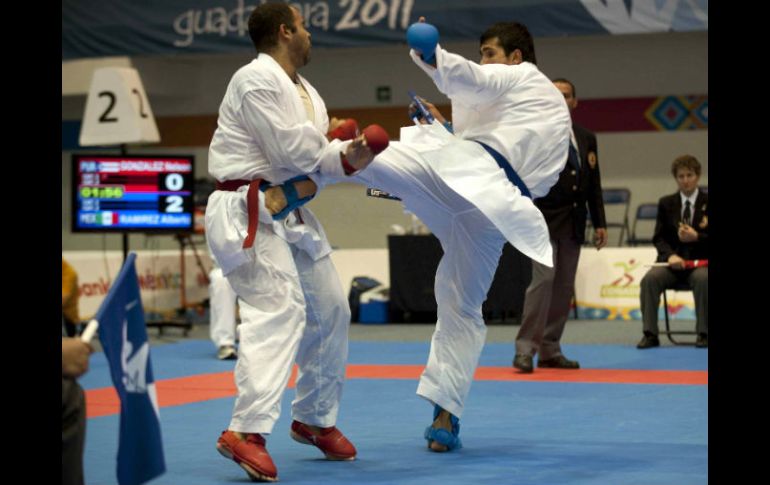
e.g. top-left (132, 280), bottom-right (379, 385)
top-left (388, 235), bottom-right (532, 323)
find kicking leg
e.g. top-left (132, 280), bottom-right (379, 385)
top-left (417, 209), bottom-right (507, 451)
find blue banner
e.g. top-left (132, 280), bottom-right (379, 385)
top-left (95, 253), bottom-right (166, 485)
top-left (63, 0), bottom-right (708, 60)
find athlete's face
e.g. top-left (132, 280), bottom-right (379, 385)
top-left (289, 8), bottom-right (312, 67)
top-left (479, 37), bottom-right (517, 65)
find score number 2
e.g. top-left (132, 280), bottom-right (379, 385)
top-left (164, 173), bottom-right (185, 213)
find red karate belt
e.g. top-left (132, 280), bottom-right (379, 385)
top-left (216, 179), bottom-right (263, 249)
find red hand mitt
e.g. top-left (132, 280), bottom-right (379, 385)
top-left (362, 124), bottom-right (389, 155)
top-left (328, 118), bottom-right (359, 141)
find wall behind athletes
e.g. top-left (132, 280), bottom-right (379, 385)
top-left (62, 31), bottom-right (707, 251)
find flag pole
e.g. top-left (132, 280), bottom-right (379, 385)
top-left (80, 319), bottom-right (99, 344)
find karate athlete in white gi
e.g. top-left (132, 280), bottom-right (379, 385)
top-left (205, 4), bottom-right (373, 482)
top-left (310, 19), bottom-right (571, 452)
top-left (207, 254), bottom-right (239, 360)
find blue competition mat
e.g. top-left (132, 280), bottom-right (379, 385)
top-left (82, 340), bottom-right (707, 485)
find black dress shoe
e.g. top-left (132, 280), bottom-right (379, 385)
top-left (512, 354), bottom-right (533, 373)
top-left (637, 334), bottom-right (660, 349)
top-left (537, 355), bottom-right (580, 369)
top-left (695, 333), bottom-right (708, 348)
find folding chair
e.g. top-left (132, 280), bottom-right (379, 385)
top-left (661, 282), bottom-right (698, 345)
top-left (626, 203), bottom-right (658, 246)
top-left (600, 188), bottom-right (631, 246)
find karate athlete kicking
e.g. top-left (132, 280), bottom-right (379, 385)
top-left (302, 18), bottom-right (572, 453)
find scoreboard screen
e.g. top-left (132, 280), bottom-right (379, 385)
top-left (72, 154), bottom-right (195, 233)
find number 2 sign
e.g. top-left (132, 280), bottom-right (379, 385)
top-left (79, 67), bottom-right (160, 147)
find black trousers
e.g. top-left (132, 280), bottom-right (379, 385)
top-left (62, 377), bottom-right (85, 485)
top-left (516, 236), bottom-right (581, 359)
top-left (640, 266), bottom-right (708, 336)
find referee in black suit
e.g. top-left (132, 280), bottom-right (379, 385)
top-left (513, 78), bottom-right (607, 373)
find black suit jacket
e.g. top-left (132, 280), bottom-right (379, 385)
top-left (535, 123), bottom-right (606, 243)
top-left (653, 191), bottom-right (709, 262)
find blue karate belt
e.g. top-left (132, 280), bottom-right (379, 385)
top-left (475, 141), bottom-right (532, 199)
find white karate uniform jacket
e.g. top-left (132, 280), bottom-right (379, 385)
top-left (407, 45), bottom-right (571, 266)
top-left (207, 53), bottom-right (350, 275)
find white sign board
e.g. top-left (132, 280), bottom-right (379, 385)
top-left (64, 250), bottom-right (210, 319)
top-left (575, 247), bottom-right (695, 320)
top-left (79, 67), bottom-right (160, 146)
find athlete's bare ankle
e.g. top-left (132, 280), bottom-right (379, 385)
top-left (433, 410), bottom-right (452, 430)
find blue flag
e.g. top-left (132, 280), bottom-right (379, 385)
top-left (96, 253), bottom-right (166, 485)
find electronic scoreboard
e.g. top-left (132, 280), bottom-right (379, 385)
top-left (71, 154), bottom-right (195, 233)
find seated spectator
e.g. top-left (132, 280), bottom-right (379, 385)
top-left (637, 155), bottom-right (708, 349)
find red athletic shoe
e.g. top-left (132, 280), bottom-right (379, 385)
top-left (216, 430), bottom-right (278, 482)
top-left (289, 420), bottom-right (357, 461)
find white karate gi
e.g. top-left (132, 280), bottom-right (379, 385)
top-left (318, 45), bottom-right (571, 418)
top-left (207, 256), bottom-right (238, 348)
top-left (205, 53), bottom-right (352, 434)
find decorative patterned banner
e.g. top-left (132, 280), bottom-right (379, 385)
top-left (645, 95), bottom-right (708, 131)
top-left (573, 95), bottom-right (708, 132)
top-left (62, 93), bottom-right (708, 151)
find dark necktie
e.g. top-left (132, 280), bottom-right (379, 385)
top-left (567, 142), bottom-right (580, 184)
top-left (683, 200), bottom-right (691, 226)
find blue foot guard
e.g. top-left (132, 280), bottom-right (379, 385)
top-left (424, 405), bottom-right (462, 451)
